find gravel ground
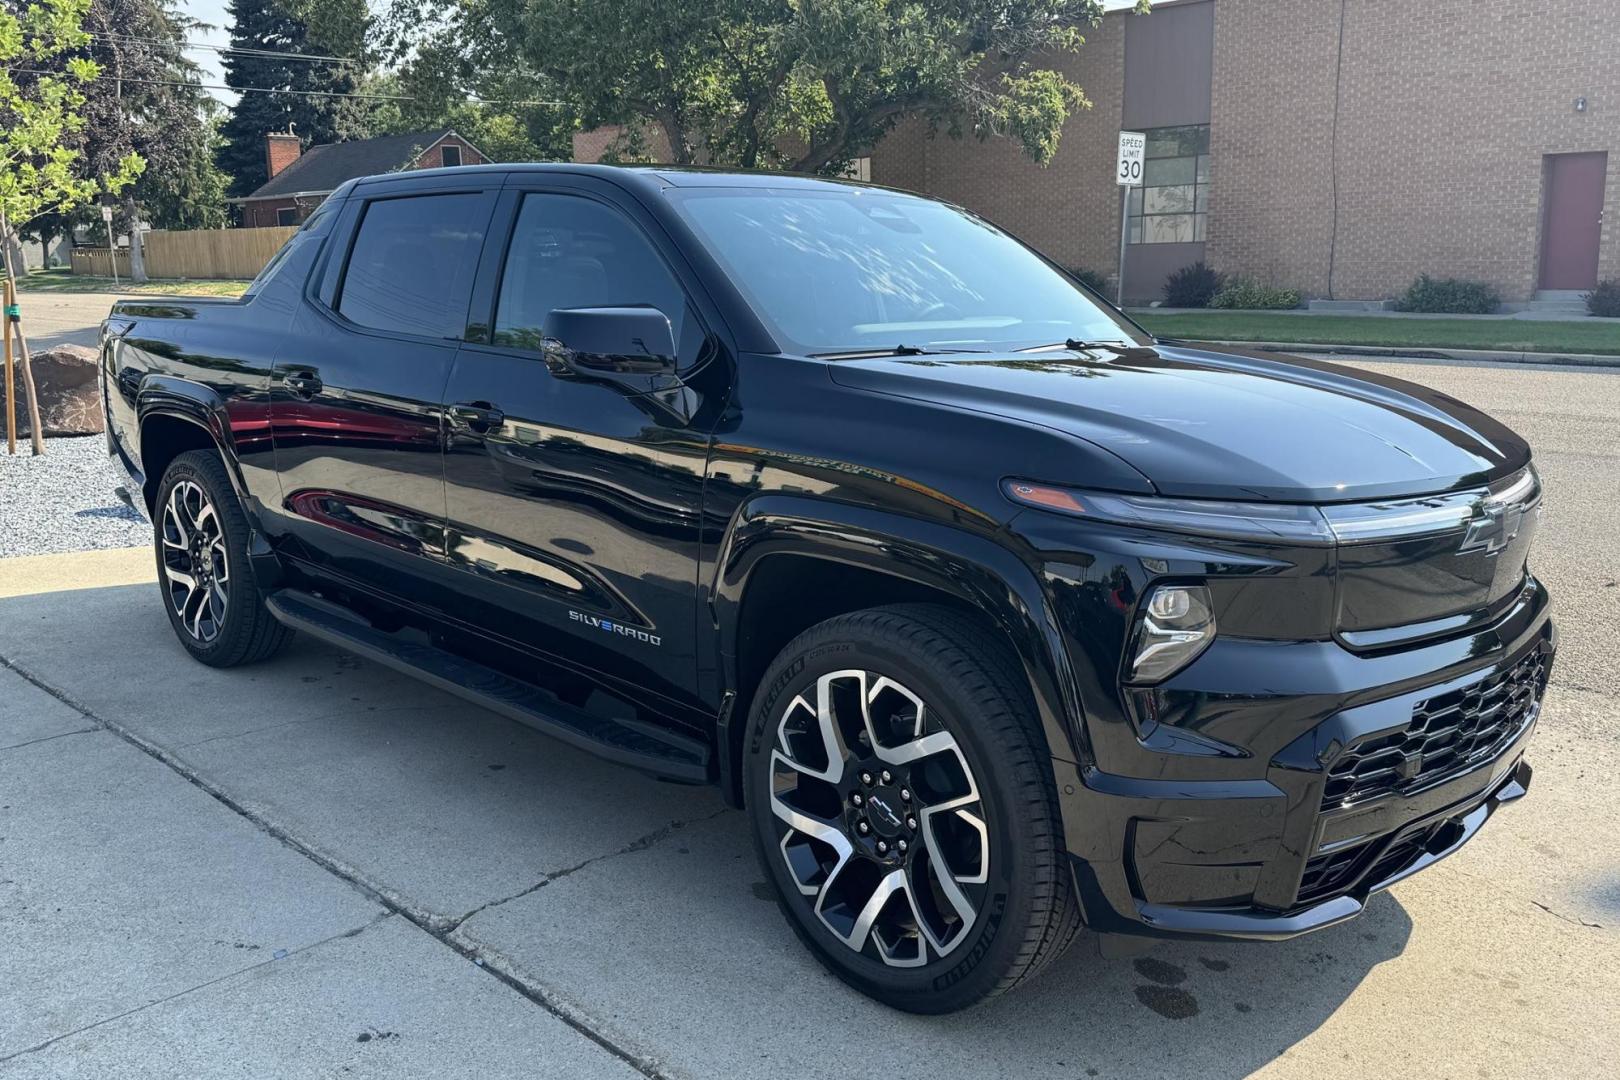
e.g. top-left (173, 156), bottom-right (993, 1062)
top-left (0, 435), bottom-right (148, 557)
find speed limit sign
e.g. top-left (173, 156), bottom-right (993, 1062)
top-left (1116, 131), bottom-right (1145, 186)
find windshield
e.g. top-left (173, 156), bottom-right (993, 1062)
top-left (668, 185), bottom-right (1142, 355)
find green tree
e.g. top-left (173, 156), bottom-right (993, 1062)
top-left (74, 0), bottom-right (228, 278)
top-left (216, 0), bottom-right (370, 196)
top-left (1, 0), bottom-right (142, 272)
top-left (385, 0), bottom-right (1145, 174)
top-left (361, 40), bottom-right (571, 163)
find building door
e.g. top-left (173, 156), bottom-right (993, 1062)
top-left (1539, 152), bottom-right (1606, 290)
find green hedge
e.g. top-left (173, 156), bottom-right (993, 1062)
top-left (1209, 278), bottom-right (1301, 310)
top-left (1586, 279), bottom-right (1620, 318)
top-left (1395, 274), bottom-right (1500, 314)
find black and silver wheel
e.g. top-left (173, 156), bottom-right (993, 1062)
top-left (745, 605), bottom-right (1081, 1012)
top-left (154, 450), bottom-right (292, 667)
top-left (160, 477), bottom-right (231, 644)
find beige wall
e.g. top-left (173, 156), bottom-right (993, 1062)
top-left (1209, 0), bottom-right (1618, 301)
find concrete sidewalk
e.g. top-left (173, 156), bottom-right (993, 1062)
top-left (2, 567), bottom-right (1616, 1078)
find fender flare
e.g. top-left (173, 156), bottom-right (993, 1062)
top-left (135, 375), bottom-right (255, 511)
top-left (711, 494), bottom-right (1090, 803)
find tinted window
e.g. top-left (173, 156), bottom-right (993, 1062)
top-left (338, 193), bottom-right (488, 339)
top-left (494, 194), bottom-right (689, 356)
top-left (669, 188), bottom-right (1138, 355)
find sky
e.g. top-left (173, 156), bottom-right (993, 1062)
top-left (175, 0), bottom-right (1143, 109)
top-left (175, 0), bottom-right (234, 104)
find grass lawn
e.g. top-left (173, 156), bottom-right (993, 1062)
top-left (8, 269), bottom-right (250, 298)
top-left (1133, 311), bottom-right (1620, 356)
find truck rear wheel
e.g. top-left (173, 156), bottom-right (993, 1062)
top-left (744, 604), bottom-right (1081, 1012)
top-left (154, 450), bottom-right (291, 668)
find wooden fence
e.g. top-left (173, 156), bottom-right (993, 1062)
top-left (143, 226), bottom-right (298, 280)
top-left (69, 247), bottom-right (132, 278)
top-left (69, 226), bottom-right (298, 281)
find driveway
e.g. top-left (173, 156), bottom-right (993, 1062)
top-left (1, 357), bottom-right (1616, 1078)
top-left (7, 290), bottom-right (128, 351)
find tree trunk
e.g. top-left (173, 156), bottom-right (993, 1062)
top-left (1, 229), bottom-right (25, 283)
top-left (0, 217), bottom-right (46, 456)
top-left (125, 195), bottom-right (148, 283)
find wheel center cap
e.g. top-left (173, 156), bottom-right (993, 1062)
top-left (864, 785), bottom-right (907, 838)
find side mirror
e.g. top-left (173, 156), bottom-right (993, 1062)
top-left (541, 307), bottom-right (678, 387)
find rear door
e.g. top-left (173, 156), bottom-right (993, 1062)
top-left (268, 177), bottom-right (499, 600)
top-left (438, 178), bottom-right (730, 712)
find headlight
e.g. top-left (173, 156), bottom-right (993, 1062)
top-left (1002, 481), bottom-right (1334, 544)
top-left (1129, 584), bottom-right (1216, 683)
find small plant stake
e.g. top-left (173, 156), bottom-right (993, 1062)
top-left (3, 276), bottom-right (14, 455)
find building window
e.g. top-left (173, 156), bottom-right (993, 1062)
top-left (276, 206), bottom-right (299, 227)
top-left (440, 144), bottom-right (462, 168)
top-left (1126, 125), bottom-right (1209, 244)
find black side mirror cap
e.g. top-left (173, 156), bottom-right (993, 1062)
top-left (541, 307), bottom-right (678, 384)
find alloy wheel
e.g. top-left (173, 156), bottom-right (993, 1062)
top-left (160, 479), bottom-right (230, 643)
top-left (769, 670), bottom-right (990, 967)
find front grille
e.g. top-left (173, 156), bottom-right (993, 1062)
top-left (1296, 825), bottom-right (1439, 906)
top-left (1323, 648), bottom-right (1547, 806)
top-left (1296, 844), bottom-right (1371, 905)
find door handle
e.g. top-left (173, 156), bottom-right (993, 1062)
top-left (283, 369), bottom-right (322, 398)
top-left (450, 401), bottom-right (505, 432)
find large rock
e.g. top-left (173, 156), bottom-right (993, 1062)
top-left (0, 343), bottom-right (104, 437)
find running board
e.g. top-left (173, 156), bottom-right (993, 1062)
top-left (264, 589), bottom-right (710, 783)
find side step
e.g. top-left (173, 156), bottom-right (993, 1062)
top-left (264, 589), bottom-right (710, 783)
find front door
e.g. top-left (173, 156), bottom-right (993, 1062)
top-left (440, 184), bottom-right (727, 713)
top-left (1539, 152), bottom-right (1606, 290)
top-left (269, 183), bottom-right (497, 598)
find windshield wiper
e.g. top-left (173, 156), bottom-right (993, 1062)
top-left (1018, 338), bottom-right (1159, 359)
top-left (810, 344), bottom-right (979, 360)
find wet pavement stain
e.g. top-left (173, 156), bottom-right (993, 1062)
top-left (1134, 984), bottom-right (1199, 1019)
top-left (1198, 956), bottom-right (1230, 972)
top-left (1132, 956), bottom-right (1188, 985)
top-left (750, 880), bottom-right (777, 903)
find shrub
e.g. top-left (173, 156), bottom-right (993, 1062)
top-left (1209, 278), bottom-right (1302, 310)
top-left (1395, 274), bottom-right (1500, 314)
top-left (1585, 279), bottom-right (1620, 318)
top-left (1162, 261), bottom-right (1225, 308)
top-left (1068, 266), bottom-right (1110, 294)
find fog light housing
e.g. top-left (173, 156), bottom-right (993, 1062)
top-left (1129, 584), bottom-right (1216, 683)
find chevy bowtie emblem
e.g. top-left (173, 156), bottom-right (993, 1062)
top-left (1459, 503), bottom-right (1524, 557)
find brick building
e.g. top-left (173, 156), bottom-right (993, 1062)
top-left (232, 129), bottom-right (490, 228)
top-left (868, 0), bottom-right (1617, 305)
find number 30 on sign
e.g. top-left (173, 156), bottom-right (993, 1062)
top-left (1117, 131), bottom-right (1145, 186)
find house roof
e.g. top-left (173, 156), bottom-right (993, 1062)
top-left (239, 129), bottom-right (458, 201)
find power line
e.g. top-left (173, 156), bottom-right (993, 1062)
top-left (6, 66), bottom-right (566, 108)
top-left (87, 31), bottom-right (364, 67)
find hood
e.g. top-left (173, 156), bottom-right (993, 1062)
top-left (826, 344), bottom-right (1531, 503)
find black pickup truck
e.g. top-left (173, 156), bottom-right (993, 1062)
top-left (101, 165), bottom-right (1553, 1013)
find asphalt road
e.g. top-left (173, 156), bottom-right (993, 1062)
top-left (1, 349), bottom-right (1616, 1078)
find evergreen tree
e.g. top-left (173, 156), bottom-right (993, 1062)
top-left (215, 0), bottom-right (369, 196)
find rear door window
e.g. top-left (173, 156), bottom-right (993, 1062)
top-left (337, 193), bottom-right (489, 339)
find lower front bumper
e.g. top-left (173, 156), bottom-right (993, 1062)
top-left (1058, 593), bottom-right (1553, 947)
top-left (1078, 755), bottom-right (1531, 943)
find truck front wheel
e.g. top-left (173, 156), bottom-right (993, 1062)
top-left (153, 450), bottom-right (291, 667)
top-left (743, 604), bottom-right (1081, 1012)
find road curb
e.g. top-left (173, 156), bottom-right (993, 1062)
top-left (1168, 339), bottom-right (1620, 368)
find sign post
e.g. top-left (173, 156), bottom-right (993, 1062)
top-left (1115, 130), bottom-right (1145, 308)
top-left (101, 204), bottom-right (118, 288)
